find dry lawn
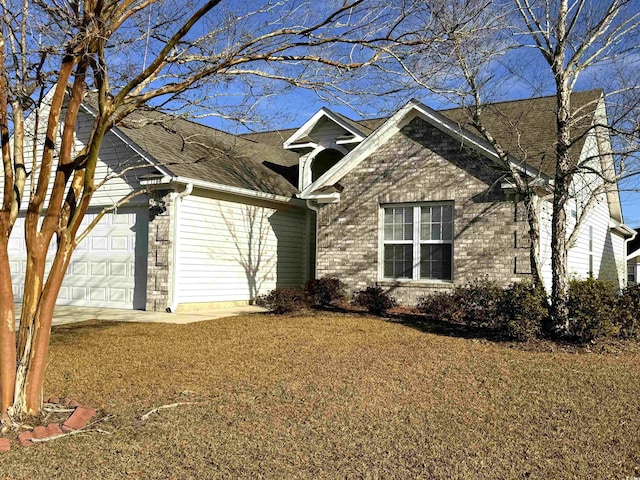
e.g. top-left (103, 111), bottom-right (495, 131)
top-left (1, 312), bottom-right (639, 479)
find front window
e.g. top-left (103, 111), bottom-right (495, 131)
top-left (382, 203), bottom-right (453, 281)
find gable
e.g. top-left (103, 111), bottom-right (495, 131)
top-left (3, 96), bottom-right (152, 210)
top-left (283, 108), bottom-right (366, 150)
top-left (344, 116), bottom-right (508, 200)
top-left (300, 91), bottom-right (605, 202)
top-left (299, 99), bottom-right (542, 200)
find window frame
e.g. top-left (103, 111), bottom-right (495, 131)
top-left (379, 202), bottom-right (454, 282)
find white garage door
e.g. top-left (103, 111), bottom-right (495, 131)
top-left (8, 208), bottom-right (148, 309)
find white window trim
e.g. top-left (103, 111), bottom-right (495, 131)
top-left (378, 202), bottom-right (454, 283)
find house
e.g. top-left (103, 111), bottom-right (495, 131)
top-left (8, 89), bottom-right (635, 310)
top-left (248, 89), bottom-right (634, 303)
top-left (628, 230), bottom-right (640, 285)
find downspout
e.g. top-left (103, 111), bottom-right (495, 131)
top-left (166, 183), bottom-right (193, 313)
top-left (624, 230), bottom-right (637, 287)
top-left (306, 199), bottom-right (319, 280)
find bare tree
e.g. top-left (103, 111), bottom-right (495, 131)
top-left (386, 0), bottom-right (640, 329)
top-left (0, 0), bottom-right (397, 424)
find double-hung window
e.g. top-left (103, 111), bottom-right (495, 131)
top-left (382, 203), bottom-right (453, 281)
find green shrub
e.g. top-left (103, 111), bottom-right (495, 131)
top-left (614, 284), bottom-right (640, 339)
top-left (567, 278), bottom-right (617, 342)
top-left (256, 287), bottom-right (307, 314)
top-left (352, 286), bottom-right (398, 315)
top-left (499, 281), bottom-right (549, 341)
top-left (304, 277), bottom-right (347, 307)
top-left (416, 291), bottom-right (465, 323)
top-left (455, 279), bottom-right (503, 328)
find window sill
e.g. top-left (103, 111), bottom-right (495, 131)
top-left (378, 279), bottom-right (454, 288)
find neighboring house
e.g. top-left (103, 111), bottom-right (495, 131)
top-left (8, 89), bottom-right (635, 310)
top-left (627, 230), bottom-right (640, 286)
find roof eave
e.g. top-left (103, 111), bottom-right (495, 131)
top-left (141, 175), bottom-right (304, 206)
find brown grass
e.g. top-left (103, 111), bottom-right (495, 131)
top-left (2, 312), bottom-right (639, 479)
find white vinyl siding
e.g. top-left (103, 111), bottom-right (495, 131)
top-left (382, 203), bottom-right (453, 281)
top-left (538, 129), bottom-right (627, 291)
top-left (177, 191), bottom-right (308, 304)
top-left (10, 97), bottom-right (150, 210)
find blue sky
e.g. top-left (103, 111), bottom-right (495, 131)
top-left (180, 0), bottom-right (640, 229)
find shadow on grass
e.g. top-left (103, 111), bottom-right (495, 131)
top-left (50, 320), bottom-right (123, 345)
top-left (304, 305), bottom-right (510, 343)
top-left (386, 313), bottom-right (510, 342)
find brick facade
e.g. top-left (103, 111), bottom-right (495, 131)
top-left (145, 191), bottom-right (174, 311)
top-left (315, 116), bottom-right (531, 305)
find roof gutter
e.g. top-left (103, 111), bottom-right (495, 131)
top-left (610, 219), bottom-right (636, 239)
top-left (141, 175), bottom-right (306, 207)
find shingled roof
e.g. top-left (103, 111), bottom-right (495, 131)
top-left (437, 89), bottom-right (602, 178)
top-left (242, 90), bottom-right (602, 179)
top-left (116, 108), bottom-right (300, 196)
top-left (87, 90), bottom-right (601, 199)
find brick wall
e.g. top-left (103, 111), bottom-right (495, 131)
top-left (146, 191), bottom-right (173, 311)
top-left (315, 116), bottom-right (531, 305)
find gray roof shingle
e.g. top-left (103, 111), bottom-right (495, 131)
top-left (114, 107), bottom-right (299, 196)
top-left (91, 90), bottom-right (601, 198)
top-left (241, 90), bottom-right (602, 180)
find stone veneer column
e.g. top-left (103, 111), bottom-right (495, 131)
top-left (145, 190), bottom-right (174, 311)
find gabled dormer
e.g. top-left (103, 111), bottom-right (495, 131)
top-left (283, 107), bottom-right (368, 192)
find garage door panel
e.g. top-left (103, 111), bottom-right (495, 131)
top-left (90, 288), bottom-right (107, 302)
top-left (9, 208), bottom-right (147, 309)
top-left (91, 262), bottom-right (107, 276)
top-left (91, 237), bottom-right (108, 250)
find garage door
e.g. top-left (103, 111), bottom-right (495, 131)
top-left (8, 208), bottom-right (148, 309)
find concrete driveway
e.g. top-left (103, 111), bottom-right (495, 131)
top-left (16, 304), bottom-right (266, 326)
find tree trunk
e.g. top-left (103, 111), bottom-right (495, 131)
top-left (550, 182), bottom-right (570, 331)
top-left (14, 238), bottom-right (73, 416)
top-left (0, 235), bottom-right (16, 417)
top-left (550, 78), bottom-right (573, 332)
top-left (17, 248), bottom-right (46, 355)
top-left (524, 193), bottom-right (543, 289)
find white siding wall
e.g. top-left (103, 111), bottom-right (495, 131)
top-left (16, 109), bottom-right (148, 209)
top-left (538, 130), bottom-right (626, 291)
top-left (628, 258), bottom-right (640, 285)
top-left (177, 190), bottom-right (309, 304)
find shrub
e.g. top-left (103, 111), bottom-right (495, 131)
top-left (416, 291), bottom-right (465, 323)
top-left (455, 279), bottom-right (503, 328)
top-left (615, 283), bottom-right (640, 339)
top-left (416, 279), bottom-right (502, 326)
top-left (499, 281), bottom-right (549, 341)
top-left (304, 277), bottom-right (347, 307)
top-left (352, 286), bottom-right (398, 315)
top-left (567, 278), bottom-right (617, 342)
top-left (256, 287), bottom-right (307, 314)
